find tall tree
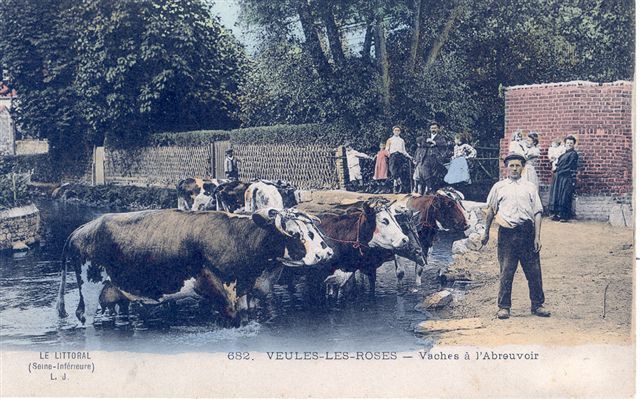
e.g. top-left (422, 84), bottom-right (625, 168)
top-left (0, 0), bottom-right (247, 168)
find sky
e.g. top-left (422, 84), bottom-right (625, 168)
top-left (210, 0), bottom-right (254, 48)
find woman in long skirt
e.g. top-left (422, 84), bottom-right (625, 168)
top-left (444, 134), bottom-right (477, 185)
top-left (549, 135), bottom-right (579, 221)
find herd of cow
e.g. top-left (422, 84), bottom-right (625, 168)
top-left (56, 178), bottom-right (469, 327)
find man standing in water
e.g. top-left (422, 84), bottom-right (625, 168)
top-left (481, 153), bottom-right (550, 320)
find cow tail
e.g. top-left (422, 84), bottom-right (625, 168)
top-left (56, 235), bottom-right (72, 319)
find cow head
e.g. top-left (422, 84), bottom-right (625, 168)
top-left (363, 198), bottom-right (409, 250)
top-left (390, 205), bottom-right (427, 268)
top-left (434, 188), bottom-right (469, 231)
top-left (192, 191), bottom-right (215, 211)
top-left (252, 208), bottom-right (333, 267)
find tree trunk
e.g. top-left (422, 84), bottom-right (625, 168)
top-left (425, 5), bottom-right (463, 69)
top-left (321, 0), bottom-right (346, 68)
top-left (408, 0), bottom-right (422, 72)
top-left (362, 21), bottom-right (374, 62)
top-left (296, 0), bottom-right (332, 78)
top-left (373, 16), bottom-right (391, 114)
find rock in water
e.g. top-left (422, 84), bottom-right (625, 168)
top-left (452, 239), bottom-right (469, 255)
top-left (415, 318), bottom-right (484, 334)
top-left (438, 269), bottom-right (472, 284)
top-left (12, 241), bottom-right (29, 252)
top-left (415, 290), bottom-right (453, 311)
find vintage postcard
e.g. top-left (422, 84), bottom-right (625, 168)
top-left (0, 0), bottom-right (635, 397)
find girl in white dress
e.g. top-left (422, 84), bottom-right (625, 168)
top-left (508, 130), bottom-right (526, 156)
top-left (522, 132), bottom-right (540, 189)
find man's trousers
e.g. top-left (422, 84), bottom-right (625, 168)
top-left (497, 221), bottom-right (545, 309)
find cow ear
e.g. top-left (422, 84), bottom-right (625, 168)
top-left (363, 201), bottom-right (374, 215)
top-left (252, 208), bottom-right (279, 228)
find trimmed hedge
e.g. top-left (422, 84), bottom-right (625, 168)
top-left (150, 130), bottom-right (231, 146)
top-left (229, 123), bottom-right (349, 146)
top-left (150, 123), bottom-right (352, 147)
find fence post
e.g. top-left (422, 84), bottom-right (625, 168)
top-left (335, 146), bottom-right (347, 190)
top-left (93, 146), bottom-right (105, 185)
top-left (209, 142), bottom-right (215, 178)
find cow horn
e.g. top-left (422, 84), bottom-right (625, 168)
top-left (275, 213), bottom-right (292, 237)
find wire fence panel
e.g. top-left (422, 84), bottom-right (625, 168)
top-left (105, 146), bottom-right (212, 187)
top-left (234, 144), bottom-right (340, 189)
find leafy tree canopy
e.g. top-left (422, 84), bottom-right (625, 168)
top-left (238, 0), bottom-right (634, 148)
top-left (0, 0), bottom-right (247, 167)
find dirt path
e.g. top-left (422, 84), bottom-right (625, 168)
top-left (435, 219), bottom-right (634, 346)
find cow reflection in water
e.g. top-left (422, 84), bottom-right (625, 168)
top-left (56, 208), bottom-right (333, 326)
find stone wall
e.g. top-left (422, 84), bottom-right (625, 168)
top-left (0, 100), bottom-right (15, 156)
top-left (15, 139), bottom-right (49, 155)
top-left (0, 204), bottom-right (40, 250)
top-left (502, 80), bottom-right (633, 220)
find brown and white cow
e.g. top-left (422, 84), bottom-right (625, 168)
top-left (391, 187), bottom-right (469, 286)
top-left (56, 208), bottom-right (333, 325)
top-left (177, 178), bottom-right (249, 212)
top-left (278, 198), bottom-right (411, 303)
top-left (244, 180), bottom-right (298, 212)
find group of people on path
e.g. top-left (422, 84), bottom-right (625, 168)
top-left (507, 130), bottom-right (580, 221)
top-left (482, 132), bottom-right (580, 321)
top-left (346, 122), bottom-right (477, 194)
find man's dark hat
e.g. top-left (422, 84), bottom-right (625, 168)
top-left (503, 152), bottom-right (527, 165)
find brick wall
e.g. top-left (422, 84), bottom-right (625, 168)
top-left (502, 80), bottom-right (633, 219)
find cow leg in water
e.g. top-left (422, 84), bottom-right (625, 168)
top-left (252, 266), bottom-right (282, 320)
top-left (74, 261), bottom-right (87, 324)
top-left (394, 256), bottom-right (407, 293)
top-left (193, 269), bottom-right (239, 325)
top-left (415, 263), bottom-right (424, 287)
top-left (305, 269), bottom-right (328, 308)
top-left (365, 269), bottom-right (377, 298)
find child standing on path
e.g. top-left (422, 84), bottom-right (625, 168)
top-left (224, 148), bottom-right (239, 180)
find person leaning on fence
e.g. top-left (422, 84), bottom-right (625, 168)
top-left (345, 143), bottom-right (374, 190)
top-left (224, 148), bottom-right (239, 180)
top-left (481, 152), bottom-right (550, 320)
top-left (444, 133), bottom-right (477, 185)
top-left (385, 125), bottom-right (413, 193)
